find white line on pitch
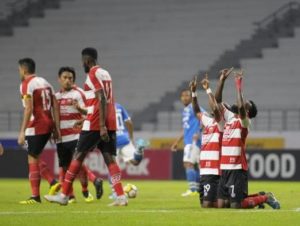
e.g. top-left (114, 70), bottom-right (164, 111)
top-left (0, 208), bottom-right (299, 215)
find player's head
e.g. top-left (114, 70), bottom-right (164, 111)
top-left (246, 100), bottom-right (257, 118)
top-left (58, 67), bottom-right (76, 91)
top-left (226, 101), bottom-right (257, 118)
top-left (18, 58), bottom-right (35, 80)
top-left (81, 47), bottom-right (98, 73)
top-left (180, 89), bottom-right (192, 106)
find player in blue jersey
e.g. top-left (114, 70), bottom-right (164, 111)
top-left (171, 89), bottom-right (203, 197)
top-left (115, 103), bottom-right (149, 165)
top-left (109, 103), bottom-right (149, 199)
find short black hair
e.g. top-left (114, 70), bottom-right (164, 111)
top-left (248, 100), bottom-right (258, 118)
top-left (180, 88), bottom-right (191, 94)
top-left (18, 58), bottom-right (35, 74)
top-left (81, 47), bottom-right (98, 60)
top-left (58, 67), bottom-right (76, 82)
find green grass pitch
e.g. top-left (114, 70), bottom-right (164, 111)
top-left (0, 179), bottom-right (299, 226)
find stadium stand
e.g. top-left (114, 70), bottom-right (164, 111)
top-left (0, 0), bottom-right (299, 132)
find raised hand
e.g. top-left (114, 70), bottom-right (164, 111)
top-left (219, 67), bottom-right (234, 81)
top-left (201, 73), bottom-right (210, 90)
top-left (234, 69), bottom-right (244, 91)
top-left (189, 75), bottom-right (198, 93)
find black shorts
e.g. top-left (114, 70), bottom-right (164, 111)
top-left (56, 140), bottom-right (78, 167)
top-left (76, 130), bottom-right (116, 156)
top-left (199, 175), bottom-right (220, 204)
top-left (217, 170), bottom-right (248, 203)
top-left (25, 133), bottom-right (51, 158)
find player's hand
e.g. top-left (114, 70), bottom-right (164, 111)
top-left (72, 100), bottom-right (80, 110)
top-left (73, 119), bottom-right (84, 130)
top-left (234, 70), bottom-right (243, 91)
top-left (17, 131), bottom-right (25, 146)
top-left (0, 143), bottom-right (4, 156)
top-left (201, 73), bottom-right (210, 90)
top-left (100, 126), bottom-right (109, 142)
top-left (52, 128), bottom-right (62, 143)
top-left (171, 142), bottom-right (178, 152)
top-left (219, 67), bottom-right (234, 81)
top-left (189, 75), bottom-right (198, 93)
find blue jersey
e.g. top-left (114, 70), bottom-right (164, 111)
top-left (115, 103), bottom-right (131, 148)
top-left (182, 103), bottom-right (202, 146)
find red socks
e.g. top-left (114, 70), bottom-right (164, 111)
top-left (62, 160), bottom-right (82, 196)
top-left (29, 163), bottom-right (41, 197)
top-left (59, 167), bottom-right (65, 184)
top-left (78, 167), bottom-right (88, 192)
top-left (108, 163), bottom-right (124, 196)
top-left (241, 195), bottom-right (268, 208)
top-left (81, 165), bottom-right (97, 182)
top-left (39, 160), bottom-right (55, 185)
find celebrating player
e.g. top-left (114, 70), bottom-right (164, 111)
top-left (45, 47), bottom-right (127, 206)
top-left (55, 66), bottom-right (103, 203)
top-left (215, 69), bottom-right (280, 209)
top-left (190, 74), bottom-right (223, 208)
top-left (18, 58), bottom-right (61, 204)
top-left (171, 89), bottom-right (203, 197)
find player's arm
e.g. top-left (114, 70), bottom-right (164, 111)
top-left (51, 96), bottom-right (61, 142)
top-left (18, 96), bottom-right (33, 145)
top-left (73, 100), bottom-right (87, 115)
top-left (125, 119), bottom-right (134, 141)
top-left (234, 70), bottom-right (249, 127)
top-left (171, 130), bottom-right (184, 151)
top-left (95, 89), bottom-right (109, 141)
top-left (0, 142), bottom-right (4, 156)
top-left (189, 75), bottom-right (202, 116)
top-left (215, 67), bottom-right (234, 103)
top-left (201, 74), bottom-right (222, 122)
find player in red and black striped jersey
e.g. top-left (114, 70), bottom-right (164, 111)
top-left (17, 58), bottom-right (61, 204)
top-left (215, 68), bottom-right (280, 209)
top-left (190, 74), bottom-right (223, 208)
top-left (55, 67), bottom-right (103, 203)
top-left (45, 48), bottom-right (127, 206)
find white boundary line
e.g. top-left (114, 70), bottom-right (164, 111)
top-left (0, 209), bottom-right (299, 215)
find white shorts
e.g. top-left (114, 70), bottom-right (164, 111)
top-left (117, 142), bottom-right (136, 163)
top-left (183, 144), bottom-right (200, 164)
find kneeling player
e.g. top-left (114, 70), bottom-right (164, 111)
top-left (190, 74), bottom-right (223, 208)
top-left (215, 68), bottom-right (280, 209)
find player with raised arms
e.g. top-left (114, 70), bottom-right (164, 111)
top-left (215, 68), bottom-right (280, 209)
top-left (189, 74), bottom-right (223, 208)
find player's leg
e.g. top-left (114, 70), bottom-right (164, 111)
top-left (200, 175), bottom-right (220, 208)
top-left (20, 133), bottom-right (51, 204)
top-left (99, 131), bottom-right (127, 206)
top-left (131, 138), bottom-right (149, 165)
top-left (44, 131), bottom-right (100, 205)
top-left (228, 170), bottom-right (248, 208)
top-left (182, 144), bottom-right (200, 196)
top-left (217, 171), bottom-right (230, 208)
top-left (79, 165), bottom-right (103, 200)
top-left (56, 141), bottom-right (77, 203)
top-left (120, 142), bottom-right (141, 166)
top-left (38, 160), bottom-right (60, 195)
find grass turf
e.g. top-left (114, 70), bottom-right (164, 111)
top-left (0, 179), bottom-right (299, 226)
